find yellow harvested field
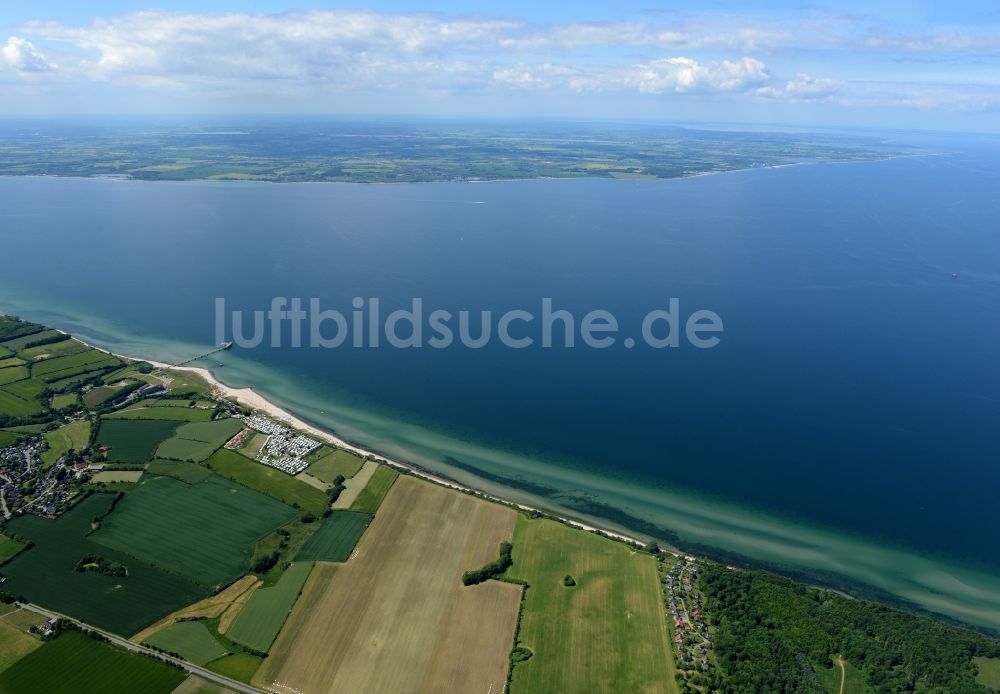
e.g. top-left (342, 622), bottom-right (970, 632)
top-left (131, 575), bottom-right (261, 643)
top-left (254, 475), bottom-right (521, 694)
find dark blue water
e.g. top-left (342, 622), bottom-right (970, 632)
top-left (1, 142), bottom-right (999, 583)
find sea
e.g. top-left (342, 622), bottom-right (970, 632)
top-left (2, 133), bottom-right (999, 631)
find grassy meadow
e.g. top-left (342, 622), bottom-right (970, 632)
top-left (506, 516), bottom-right (678, 694)
top-left (96, 418), bottom-right (179, 464)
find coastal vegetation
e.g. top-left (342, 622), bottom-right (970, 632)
top-left (698, 562), bottom-right (1000, 693)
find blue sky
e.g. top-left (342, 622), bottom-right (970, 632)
top-left (2, 1), bottom-right (999, 131)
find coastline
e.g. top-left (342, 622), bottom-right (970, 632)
top-left (26, 328), bottom-right (1000, 635)
top-left (123, 353), bottom-right (652, 550)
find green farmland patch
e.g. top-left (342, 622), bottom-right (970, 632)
top-left (0, 389), bottom-right (44, 418)
top-left (349, 465), bottom-right (399, 513)
top-left (142, 621), bottom-right (229, 666)
top-left (32, 349), bottom-right (120, 380)
top-left (0, 357), bottom-right (25, 370)
top-left (0, 630), bottom-right (186, 694)
top-left (0, 329), bottom-right (59, 353)
top-left (18, 337), bottom-right (87, 361)
top-left (0, 366), bottom-right (29, 386)
top-left (295, 511), bottom-right (373, 562)
top-left (0, 377), bottom-right (46, 400)
top-left (205, 652), bottom-right (263, 683)
top-left (307, 448), bottom-right (365, 483)
top-left (51, 392), bottom-right (78, 409)
top-left (96, 418), bottom-right (180, 463)
top-left (0, 494), bottom-right (205, 635)
top-left (0, 612), bottom-right (42, 676)
top-left (106, 407), bottom-right (214, 422)
top-left (91, 474), bottom-right (297, 588)
top-left (146, 460), bottom-right (213, 484)
top-left (155, 418), bottom-right (244, 462)
top-left (226, 561), bottom-right (313, 653)
top-left (0, 533), bottom-right (26, 564)
top-left (207, 449), bottom-right (329, 516)
top-left (0, 431), bottom-right (26, 448)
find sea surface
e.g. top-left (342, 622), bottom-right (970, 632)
top-left (2, 136), bottom-right (999, 630)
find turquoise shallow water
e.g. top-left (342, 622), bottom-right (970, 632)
top-left (1, 142), bottom-right (999, 630)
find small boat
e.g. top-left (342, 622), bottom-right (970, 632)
top-left (221, 341), bottom-right (234, 349)
top-left (951, 272), bottom-right (960, 279)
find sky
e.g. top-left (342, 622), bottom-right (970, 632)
top-left (2, 1), bottom-right (999, 131)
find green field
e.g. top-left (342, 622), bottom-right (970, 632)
top-left (32, 349), bottom-right (120, 381)
top-left (207, 449), bottom-right (329, 516)
top-left (0, 377), bottom-right (46, 400)
top-left (0, 613), bottom-right (43, 676)
top-left (0, 533), bottom-right (25, 564)
top-left (0, 329), bottom-right (61, 353)
top-left (0, 630), bottom-right (186, 694)
top-left (0, 389), bottom-right (44, 418)
top-left (91, 474), bottom-right (297, 588)
top-left (295, 511), bottom-right (373, 562)
top-left (506, 516), bottom-right (678, 694)
top-left (106, 406), bottom-right (214, 422)
top-left (975, 656), bottom-right (1000, 691)
top-left (307, 448), bottom-right (365, 483)
top-left (146, 460), bottom-right (214, 484)
top-left (0, 357), bottom-right (25, 370)
top-left (155, 418), bottom-right (244, 462)
top-left (0, 430), bottom-right (26, 448)
top-left (0, 494), bottom-right (206, 635)
top-left (91, 470), bottom-right (144, 483)
top-left (142, 621), bottom-right (230, 666)
top-left (205, 652), bottom-right (263, 683)
top-left (19, 338), bottom-right (88, 361)
top-left (96, 418), bottom-right (180, 463)
top-left (349, 465), bottom-right (399, 513)
top-left (0, 366), bottom-right (29, 386)
top-left (51, 393), bottom-right (78, 409)
top-left (82, 384), bottom-right (127, 408)
top-left (40, 420), bottom-right (91, 468)
top-left (226, 561), bottom-right (313, 653)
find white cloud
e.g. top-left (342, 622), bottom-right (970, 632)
top-left (757, 73), bottom-right (842, 101)
top-left (1, 37), bottom-right (57, 73)
top-left (624, 57), bottom-right (769, 94)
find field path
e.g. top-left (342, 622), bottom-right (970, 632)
top-left (836, 655), bottom-right (846, 694)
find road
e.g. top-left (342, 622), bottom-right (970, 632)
top-left (18, 602), bottom-right (265, 694)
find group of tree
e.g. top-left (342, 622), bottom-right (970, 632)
top-left (699, 563), bottom-right (1000, 693)
top-left (462, 542), bottom-right (513, 586)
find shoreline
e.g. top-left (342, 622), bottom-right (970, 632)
top-left (121, 352), bottom-right (655, 551)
